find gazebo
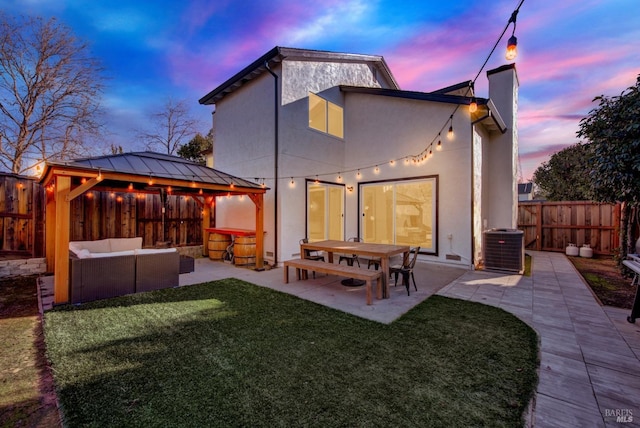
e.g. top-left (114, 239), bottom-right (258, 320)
top-left (39, 152), bottom-right (267, 304)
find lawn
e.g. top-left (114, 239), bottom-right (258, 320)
top-left (44, 279), bottom-right (538, 427)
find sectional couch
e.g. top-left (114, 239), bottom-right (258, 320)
top-left (69, 237), bottom-right (180, 304)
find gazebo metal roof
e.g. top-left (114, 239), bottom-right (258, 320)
top-left (41, 151), bottom-right (264, 192)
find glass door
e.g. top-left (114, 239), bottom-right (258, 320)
top-left (307, 182), bottom-right (344, 242)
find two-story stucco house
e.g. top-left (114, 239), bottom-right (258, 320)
top-left (199, 46), bottom-right (518, 269)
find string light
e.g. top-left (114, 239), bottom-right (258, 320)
top-left (469, 97), bottom-right (478, 113)
top-left (229, 2), bottom-right (524, 183)
top-left (505, 8), bottom-right (519, 60)
top-left (148, 176), bottom-right (154, 185)
top-left (128, 183), bottom-right (133, 191)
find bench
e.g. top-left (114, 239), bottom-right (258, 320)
top-left (623, 254), bottom-right (640, 323)
top-left (283, 258), bottom-right (383, 305)
top-left (623, 254), bottom-right (640, 286)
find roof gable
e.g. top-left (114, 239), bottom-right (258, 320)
top-left (199, 46), bottom-right (399, 105)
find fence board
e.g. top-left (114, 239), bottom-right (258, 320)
top-left (518, 201), bottom-right (619, 255)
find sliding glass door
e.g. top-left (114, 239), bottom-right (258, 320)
top-left (361, 177), bottom-right (437, 253)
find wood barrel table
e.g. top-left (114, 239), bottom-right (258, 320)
top-left (233, 235), bottom-right (256, 266)
top-left (208, 233), bottom-right (231, 260)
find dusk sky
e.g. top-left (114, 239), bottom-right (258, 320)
top-left (6, 0), bottom-right (640, 180)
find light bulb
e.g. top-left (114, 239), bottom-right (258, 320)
top-left (469, 98), bottom-right (478, 113)
top-left (506, 35), bottom-right (517, 60)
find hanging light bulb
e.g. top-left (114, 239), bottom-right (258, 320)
top-left (356, 169), bottom-right (361, 179)
top-left (469, 98), bottom-right (478, 113)
top-left (314, 175), bottom-right (319, 184)
top-left (389, 159), bottom-right (395, 166)
top-left (505, 9), bottom-right (519, 61)
top-left (337, 173), bottom-right (342, 182)
top-left (447, 115), bottom-right (454, 140)
top-left (290, 177), bottom-right (295, 187)
top-left (506, 35), bottom-right (518, 60)
top-left (436, 139), bottom-right (442, 151)
top-left (374, 165), bottom-right (379, 174)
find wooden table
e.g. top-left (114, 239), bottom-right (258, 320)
top-left (300, 240), bottom-right (409, 299)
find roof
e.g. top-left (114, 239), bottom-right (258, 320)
top-left (40, 151), bottom-right (266, 193)
top-left (339, 86), bottom-right (507, 133)
top-left (199, 46), bottom-right (400, 105)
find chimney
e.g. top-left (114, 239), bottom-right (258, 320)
top-left (486, 63), bottom-right (519, 228)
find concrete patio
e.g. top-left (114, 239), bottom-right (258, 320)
top-left (39, 250), bottom-right (640, 427)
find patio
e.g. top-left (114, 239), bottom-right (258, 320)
top-left (38, 251), bottom-right (640, 426)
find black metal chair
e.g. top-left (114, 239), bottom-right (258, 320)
top-left (390, 247), bottom-right (420, 295)
top-left (339, 237), bottom-right (361, 267)
top-left (300, 238), bottom-right (324, 278)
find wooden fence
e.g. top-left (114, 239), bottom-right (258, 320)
top-left (69, 191), bottom-right (211, 248)
top-left (0, 174), bottom-right (214, 258)
top-left (0, 173), bottom-right (45, 257)
top-left (518, 201), bottom-right (620, 255)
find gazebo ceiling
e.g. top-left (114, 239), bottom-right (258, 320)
top-left (40, 151), bottom-right (267, 196)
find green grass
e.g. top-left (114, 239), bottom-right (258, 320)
top-left (44, 279), bottom-right (538, 427)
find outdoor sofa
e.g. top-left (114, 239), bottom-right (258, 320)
top-left (69, 237), bottom-right (179, 304)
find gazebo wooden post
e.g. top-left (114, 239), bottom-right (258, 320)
top-left (45, 189), bottom-right (56, 272)
top-left (202, 202), bottom-right (211, 257)
top-left (53, 175), bottom-right (71, 304)
top-left (249, 193), bottom-right (264, 269)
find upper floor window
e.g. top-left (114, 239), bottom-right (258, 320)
top-left (308, 92), bottom-right (343, 138)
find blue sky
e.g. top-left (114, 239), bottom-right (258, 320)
top-left (6, 0), bottom-right (640, 180)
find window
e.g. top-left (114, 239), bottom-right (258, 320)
top-left (360, 177), bottom-right (437, 253)
top-left (308, 92), bottom-right (343, 138)
top-left (307, 181), bottom-right (344, 241)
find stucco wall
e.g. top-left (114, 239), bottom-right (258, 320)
top-left (344, 93), bottom-right (474, 266)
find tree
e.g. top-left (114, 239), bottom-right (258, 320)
top-left (0, 14), bottom-right (103, 174)
top-left (577, 75), bottom-right (640, 256)
top-left (139, 98), bottom-right (200, 155)
top-left (177, 129), bottom-right (213, 165)
top-left (532, 143), bottom-right (594, 201)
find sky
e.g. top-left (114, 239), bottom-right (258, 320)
top-left (5, 0), bottom-right (640, 180)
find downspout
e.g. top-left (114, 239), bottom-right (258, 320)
top-left (265, 61), bottom-right (279, 265)
top-left (470, 112), bottom-right (491, 268)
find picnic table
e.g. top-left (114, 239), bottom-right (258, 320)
top-left (300, 239), bottom-right (409, 299)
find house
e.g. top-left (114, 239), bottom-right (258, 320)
top-left (199, 46), bottom-right (518, 268)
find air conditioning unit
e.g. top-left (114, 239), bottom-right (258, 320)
top-left (483, 229), bottom-right (524, 274)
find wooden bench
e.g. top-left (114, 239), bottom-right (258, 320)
top-left (283, 258), bottom-right (382, 305)
top-left (623, 254), bottom-right (640, 323)
top-left (623, 254), bottom-right (640, 286)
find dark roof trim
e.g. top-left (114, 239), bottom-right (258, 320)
top-left (340, 85), bottom-right (482, 106)
top-left (199, 46), bottom-right (399, 105)
top-left (430, 80), bottom-right (473, 95)
top-left (340, 86), bottom-right (507, 133)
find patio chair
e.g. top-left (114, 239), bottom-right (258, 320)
top-left (223, 243), bottom-right (234, 264)
top-left (390, 247), bottom-right (420, 295)
top-left (339, 237), bottom-right (361, 267)
top-left (300, 238), bottom-right (324, 278)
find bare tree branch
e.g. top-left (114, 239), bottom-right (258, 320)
top-left (0, 13), bottom-right (104, 174)
top-left (138, 98), bottom-right (200, 155)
